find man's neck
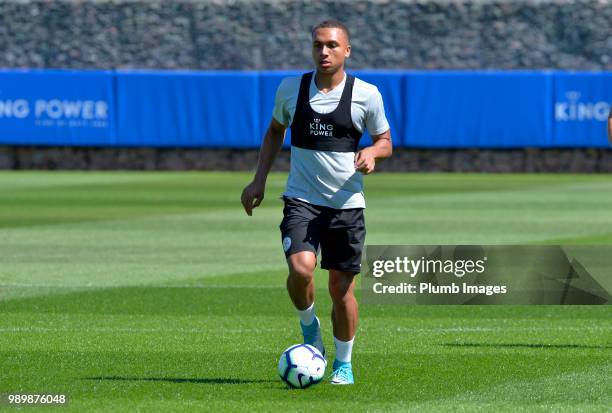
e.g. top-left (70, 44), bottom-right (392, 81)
top-left (314, 69), bottom-right (346, 93)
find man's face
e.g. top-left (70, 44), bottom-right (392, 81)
top-left (312, 28), bottom-right (351, 73)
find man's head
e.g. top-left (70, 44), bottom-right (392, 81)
top-left (311, 20), bottom-right (351, 74)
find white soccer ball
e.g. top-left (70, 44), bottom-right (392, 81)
top-left (277, 344), bottom-right (326, 389)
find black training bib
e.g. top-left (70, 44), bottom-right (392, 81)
top-left (290, 72), bottom-right (363, 152)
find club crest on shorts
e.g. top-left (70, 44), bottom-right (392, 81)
top-left (282, 236), bottom-right (292, 252)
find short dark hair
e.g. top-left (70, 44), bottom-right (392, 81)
top-left (311, 19), bottom-right (350, 42)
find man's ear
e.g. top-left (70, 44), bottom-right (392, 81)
top-left (345, 44), bottom-right (351, 58)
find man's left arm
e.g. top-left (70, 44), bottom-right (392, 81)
top-left (354, 130), bottom-right (392, 175)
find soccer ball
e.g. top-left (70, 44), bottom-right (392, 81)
top-left (277, 344), bottom-right (326, 389)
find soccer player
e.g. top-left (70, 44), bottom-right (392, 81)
top-left (241, 19), bottom-right (392, 385)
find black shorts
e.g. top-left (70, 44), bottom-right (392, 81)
top-left (279, 196), bottom-right (366, 274)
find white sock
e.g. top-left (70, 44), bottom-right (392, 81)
top-left (334, 336), bottom-right (354, 363)
top-left (297, 302), bottom-right (316, 326)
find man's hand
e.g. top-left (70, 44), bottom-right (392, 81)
top-left (241, 180), bottom-right (265, 216)
top-left (354, 147), bottom-right (376, 174)
top-left (354, 130), bottom-right (392, 174)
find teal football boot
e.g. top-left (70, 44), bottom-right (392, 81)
top-left (330, 360), bottom-right (354, 385)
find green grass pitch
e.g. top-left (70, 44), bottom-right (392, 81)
top-left (0, 171), bottom-right (610, 412)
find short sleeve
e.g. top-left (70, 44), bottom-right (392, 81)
top-left (365, 89), bottom-right (390, 136)
top-left (272, 79), bottom-right (290, 126)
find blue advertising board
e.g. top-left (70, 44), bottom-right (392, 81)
top-left (0, 69), bottom-right (609, 148)
top-left (115, 70), bottom-right (260, 147)
top-left (0, 69), bottom-right (114, 146)
top-left (553, 72), bottom-right (612, 147)
top-left (404, 71), bottom-right (554, 148)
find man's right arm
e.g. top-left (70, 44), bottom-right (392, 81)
top-left (240, 118), bottom-right (287, 216)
